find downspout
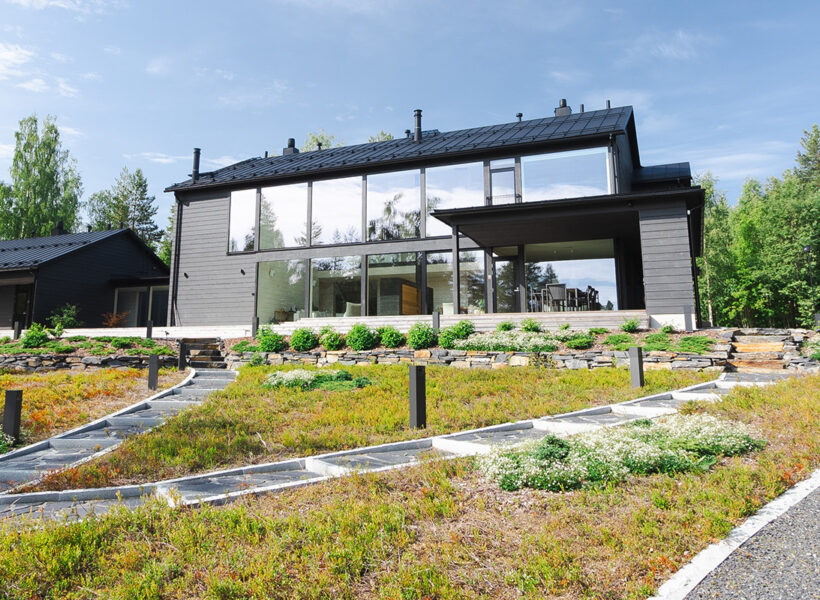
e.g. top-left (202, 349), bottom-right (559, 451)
top-left (608, 134), bottom-right (619, 194)
top-left (169, 194), bottom-right (184, 326)
top-left (687, 203), bottom-right (704, 328)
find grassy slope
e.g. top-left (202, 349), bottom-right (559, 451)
top-left (32, 366), bottom-right (712, 490)
top-left (0, 368), bottom-right (184, 444)
top-left (0, 374), bottom-right (818, 598)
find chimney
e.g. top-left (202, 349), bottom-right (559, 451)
top-left (51, 221), bottom-right (65, 236)
top-left (283, 138), bottom-right (299, 155)
top-left (405, 129), bottom-right (411, 139)
top-left (554, 99), bottom-right (572, 117)
top-left (516, 112), bottom-right (523, 122)
top-left (579, 104), bottom-right (585, 113)
top-left (606, 99), bottom-right (611, 109)
top-left (192, 148), bottom-right (201, 182)
top-left (413, 109), bottom-right (422, 142)
top-left (87, 225), bottom-right (92, 233)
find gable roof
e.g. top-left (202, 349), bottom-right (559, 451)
top-left (0, 229), bottom-right (166, 272)
top-left (166, 105), bottom-right (637, 193)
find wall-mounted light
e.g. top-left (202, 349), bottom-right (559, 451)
top-left (240, 269), bottom-right (246, 275)
top-left (183, 272), bottom-right (189, 278)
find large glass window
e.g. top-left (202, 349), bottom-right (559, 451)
top-left (522, 148), bottom-right (609, 202)
top-left (425, 162), bottom-right (484, 237)
top-left (490, 159), bottom-right (516, 205)
top-left (366, 170), bottom-right (421, 241)
top-left (256, 259), bottom-right (306, 323)
top-left (367, 252), bottom-right (421, 315)
top-left (426, 252), bottom-right (453, 314)
top-left (260, 183), bottom-right (308, 249)
top-left (459, 251), bottom-right (486, 314)
top-left (310, 255), bottom-right (362, 318)
top-left (228, 189), bottom-right (256, 252)
top-left (311, 177), bottom-right (362, 245)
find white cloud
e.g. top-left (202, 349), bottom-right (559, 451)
top-left (49, 51), bottom-right (71, 62)
top-left (81, 71), bottom-right (101, 80)
top-left (0, 144), bottom-right (13, 160)
top-left (549, 69), bottom-right (584, 84)
top-left (275, 0), bottom-right (396, 15)
top-left (104, 45), bottom-right (121, 55)
top-left (619, 29), bottom-right (716, 66)
top-left (16, 77), bottom-right (48, 92)
top-left (0, 42), bottom-right (34, 79)
top-left (196, 67), bottom-right (234, 81)
top-left (218, 80), bottom-right (290, 109)
top-left (3, 24), bottom-right (25, 38)
top-left (56, 77), bottom-right (78, 97)
top-left (123, 152), bottom-right (190, 165)
top-left (6, 0), bottom-right (125, 13)
top-left (145, 57), bottom-right (169, 76)
top-left (58, 125), bottom-right (83, 137)
top-left (204, 155), bottom-right (240, 168)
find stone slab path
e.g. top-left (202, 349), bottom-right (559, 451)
top-left (0, 371), bottom-right (784, 522)
top-left (0, 368), bottom-right (236, 492)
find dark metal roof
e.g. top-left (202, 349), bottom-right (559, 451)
top-left (166, 106), bottom-right (635, 193)
top-left (633, 162), bottom-right (692, 183)
top-left (0, 229), bottom-right (124, 271)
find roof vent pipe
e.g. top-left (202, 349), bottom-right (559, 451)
top-left (606, 99), bottom-right (611, 109)
top-left (516, 112), bottom-right (523, 122)
top-left (192, 148), bottom-right (201, 182)
top-left (405, 129), bottom-right (411, 139)
top-left (413, 109), bottom-right (422, 142)
top-left (283, 138), bottom-right (299, 155)
top-left (554, 98), bottom-right (572, 117)
top-left (579, 104), bottom-right (584, 113)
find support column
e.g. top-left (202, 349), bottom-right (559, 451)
top-left (451, 225), bottom-right (460, 315)
top-left (515, 245), bottom-right (526, 313)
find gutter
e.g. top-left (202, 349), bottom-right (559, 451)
top-left (169, 194), bottom-right (184, 326)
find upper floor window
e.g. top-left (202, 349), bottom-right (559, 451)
top-left (311, 176), bottom-right (362, 245)
top-left (425, 162), bottom-right (484, 237)
top-left (260, 183), bottom-right (308, 249)
top-left (521, 148), bottom-right (609, 202)
top-left (228, 188), bottom-right (257, 252)
top-left (367, 169), bottom-right (421, 241)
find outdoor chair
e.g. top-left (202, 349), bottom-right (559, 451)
top-left (545, 284), bottom-right (567, 311)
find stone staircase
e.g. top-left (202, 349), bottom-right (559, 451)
top-left (183, 338), bottom-right (228, 369)
top-left (727, 329), bottom-right (796, 372)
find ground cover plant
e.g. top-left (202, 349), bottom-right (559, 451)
top-left (264, 368), bottom-right (370, 391)
top-left (0, 368), bottom-right (185, 445)
top-left (603, 332), bottom-right (715, 354)
top-left (480, 414), bottom-right (764, 491)
top-left (455, 330), bottom-right (559, 353)
top-left (3, 374), bottom-right (819, 598)
top-left (29, 366), bottom-right (712, 490)
top-left (0, 330), bottom-right (175, 357)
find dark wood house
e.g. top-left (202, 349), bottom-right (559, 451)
top-left (0, 229), bottom-right (169, 328)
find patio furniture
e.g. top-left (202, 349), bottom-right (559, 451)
top-left (544, 284), bottom-right (567, 311)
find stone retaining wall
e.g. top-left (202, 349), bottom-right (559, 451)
top-left (0, 354), bottom-right (177, 372)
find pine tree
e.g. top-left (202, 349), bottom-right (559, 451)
top-left (87, 167), bottom-right (161, 248)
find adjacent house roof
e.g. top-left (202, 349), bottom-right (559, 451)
top-left (166, 105), bottom-right (638, 193)
top-left (0, 229), bottom-right (167, 273)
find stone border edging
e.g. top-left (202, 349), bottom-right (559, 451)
top-left (648, 467), bottom-right (820, 600)
top-left (0, 368), bottom-right (198, 495)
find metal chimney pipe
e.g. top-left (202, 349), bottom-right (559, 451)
top-left (192, 148), bottom-right (201, 182)
top-left (580, 104), bottom-right (585, 113)
top-left (516, 112), bottom-right (523, 122)
top-left (606, 99), bottom-right (611, 109)
top-left (413, 109), bottom-right (422, 142)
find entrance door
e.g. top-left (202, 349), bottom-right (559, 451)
top-left (12, 285), bottom-right (32, 327)
top-left (493, 257), bottom-right (518, 313)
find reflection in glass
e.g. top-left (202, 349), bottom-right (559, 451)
top-left (367, 253), bottom-right (421, 315)
top-left (425, 162), bottom-right (484, 237)
top-left (311, 177), bottom-right (362, 245)
top-left (494, 258), bottom-right (517, 313)
top-left (367, 170), bottom-right (420, 241)
top-left (459, 251), bottom-right (486, 314)
top-left (256, 259), bottom-right (306, 323)
top-left (522, 148), bottom-right (609, 202)
top-left (310, 255), bottom-right (362, 317)
top-left (426, 252), bottom-right (453, 314)
top-left (260, 183), bottom-right (308, 249)
top-left (490, 168), bottom-right (516, 205)
top-left (228, 189), bottom-right (256, 252)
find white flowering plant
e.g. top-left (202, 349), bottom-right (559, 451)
top-left (454, 331), bottom-right (559, 353)
top-left (0, 431), bottom-right (15, 454)
top-left (478, 414), bottom-right (765, 492)
top-left (263, 368), bottom-right (370, 391)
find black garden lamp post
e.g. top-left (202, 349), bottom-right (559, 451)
top-left (805, 245), bottom-right (820, 328)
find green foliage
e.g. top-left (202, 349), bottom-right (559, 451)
top-left (46, 323), bottom-right (63, 339)
top-left (589, 327), bottom-right (609, 335)
top-left (45, 341), bottom-right (75, 354)
top-left (109, 338), bottom-right (132, 349)
top-left (564, 334), bottom-right (594, 350)
top-left (496, 321), bottom-right (515, 332)
top-left (300, 129), bottom-right (341, 152)
top-left (289, 328), bottom-right (319, 352)
top-left (455, 331), bottom-right (558, 353)
top-left (620, 318), bottom-right (640, 333)
top-left (65, 335), bottom-right (87, 342)
top-left (21, 323), bottom-right (49, 348)
top-left (661, 324), bottom-right (676, 334)
top-left (248, 352), bottom-right (266, 366)
top-left (346, 323), bottom-right (378, 351)
top-left (264, 368), bottom-right (370, 392)
top-left (643, 333), bottom-right (672, 352)
top-left (375, 326), bottom-right (404, 348)
top-left (0, 114), bottom-right (82, 239)
top-left (0, 336), bottom-right (9, 344)
top-left (257, 327), bottom-right (287, 353)
top-left (367, 130), bottom-right (395, 143)
top-left (47, 304), bottom-right (83, 328)
top-left (438, 320), bottom-right (475, 350)
top-left (676, 336), bottom-right (715, 354)
top-left (86, 167), bottom-right (161, 247)
top-left (558, 323), bottom-right (570, 331)
top-left (407, 323), bottom-right (437, 349)
top-left (232, 340), bottom-right (259, 354)
top-left (320, 330), bottom-right (345, 351)
top-left (520, 318), bottom-right (541, 332)
top-left (603, 333), bottom-right (634, 351)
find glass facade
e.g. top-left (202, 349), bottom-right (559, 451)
top-left (310, 255), bottom-right (362, 317)
top-left (260, 183), bottom-right (308, 249)
top-left (228, 189), bottom-right (256, 252)
top-left (425, 162), bottom-right (484, 237)
top-left (367, 252), bottom-right (422, 316)
top-left (366, 170), bottom-right (421, 241)
top-left (521, 148), bottom-right (609, 202)
top-left (311, 177), bottom-right (362, 245)
top-left (256, 259), bottom-right (306, 323)
top-left (426, 252), bottom-right (453, 314)
top-left (459, 251), bottom-right (486, 314)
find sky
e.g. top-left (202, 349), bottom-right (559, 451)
top-left (0, 0), bottom-right (818, 227)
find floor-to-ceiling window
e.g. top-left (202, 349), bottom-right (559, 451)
top-left (425, 162), bottom-right (484, 237)
top-left (311, 177), bottom-right (362, 245)
top-left (310, 255), bottom-right (362, 317)
top-left (459, 250), bottom-right (486, 314)
top-left (260, 183), bottom-right (308, 249)
top-left (521, 148), bottom-right (609, 202)
top-left (367, 252), bottom-right (422, 315)
top-left (366, 170), bottom-right (421, 241)
top-left (256, 259), bottom-right (307, 323)
top-left (228, 189), bottom-right (257, 252)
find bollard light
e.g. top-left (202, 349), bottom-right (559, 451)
top-left (178, 342), bottom-right (188, 370)
top-left (148, 354), bottom-right (159, 390)
top-left (409, 365), bottom-right (426, 428)
top-left (146, 319), bottom-right (153, 340)
top-left (628, 346), bottom-right (645, 388)
top-left (3, 390), bottom-right (22, 442)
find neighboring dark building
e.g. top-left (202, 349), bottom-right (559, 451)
top-left (0, 229), bottom-right (169, 328)
top-left (166, 102), bottom-right (704, 329)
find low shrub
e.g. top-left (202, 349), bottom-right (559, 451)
top-left (438, 320), bottom-right (475, 349)
top-left (620, 318), bottom-right (640, 333)
top-left (520, 318), bottom-right (541, 333)
top-left (496, 321), bottom-right (515, 332)
top-left (643, 332), bottom-right (672, 352)
top-left (232, 340), bottom-right (259, 354)
top-left (47, 303), bottom-right (83, 328)
top-left (290, 328), bottom-right (319, 352)
top-left (564, 334), bottom-right (594, 350)
top-left (376, 326), bottom-right (404, 348)
top-left (346, 323), bottom-right (378, 351)
top-left (676, 335), bottom-right (714, 354)
top-left (45, 341), bottom-right (75, 354)
top-left (264, 368), bottom-right (371, 391)
top-left (320, 330), bottom-right (346, 351)
top-left (0, 336), bottom-right (10, 344)
top-left (101, 311), bottom-right (129, 328)
top-left (558, 323), bottom-right (570, 331)
top-left (257, 327), bottom-right (288, 353)
top-left (603, 333), bottom-right (634, 351)
top-left (319, 325), bottom-right (335, 336)
top-left (479, 414), bottom-right (765, 492)
top-left (661, 324), bottom-right (676, 334)
top-left (0, 431), bottom-right (14, 454)
top-left (806, 337), bottom-right (820, 360)
top-left (455, 331), bottom-right (558, 353)
top-left (248, 352), bottom-right (267, 366)
top-left (110, 338), bottom-right (133, 349)
top-left (589, 327), bottom-right (609, 335)
top-left (407, 323), bottom-right (437, 349)
top-left (21, 323), bottom-right (49, 348)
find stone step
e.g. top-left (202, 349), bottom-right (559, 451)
top-left (728, 359), bottom-right (785, 370)
top-left (180, 338), bottom-right (220, 344)
top-left (188, 360), bottom-right (227, 369)
top-left (733, 335), bottom-right (789, 344)
top-left (189, 348), bottom-right (222, 357)
top-left (730, 351), bottom-right (783, 360)
top-left (732, 342), bottom-right (784, 353)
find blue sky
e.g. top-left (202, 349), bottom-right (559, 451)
top-left (1, 0), bottom-right (818, 227)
